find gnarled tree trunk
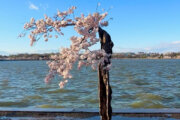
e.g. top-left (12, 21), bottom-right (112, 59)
top-left (98, 27), bottom-right (114, 120)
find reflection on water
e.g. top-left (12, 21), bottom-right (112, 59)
top-left (0, 59), bottom-right (180, 108)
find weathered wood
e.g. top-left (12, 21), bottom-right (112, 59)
top-left (98, 27), bottom-right (113, 120)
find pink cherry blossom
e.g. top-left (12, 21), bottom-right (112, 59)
top-left (100, 21), bottom-right (108, 27)
top-left (20, 6), bottom-right (112, 88)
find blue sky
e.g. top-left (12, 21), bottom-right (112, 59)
top-left (0, 0), bottom-right (180, 55)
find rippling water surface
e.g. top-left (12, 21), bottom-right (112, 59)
top-left (0, 59), bottom-right (179, 109)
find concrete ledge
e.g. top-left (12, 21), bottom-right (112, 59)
top-left (0, 108), bottom-right (179, 119)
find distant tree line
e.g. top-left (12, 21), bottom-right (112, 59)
top-left (0, 53), bottom-right (57, 60)
top-left (1, 52), bottom-right (180, 60)
top-left (112, 52), bottom-right (180, 59)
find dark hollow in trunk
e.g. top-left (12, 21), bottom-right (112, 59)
top-left (98, 27), bottom-right (114, 120)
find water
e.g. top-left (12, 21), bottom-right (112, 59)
top-left (0, 59), bottom-right (179, 109)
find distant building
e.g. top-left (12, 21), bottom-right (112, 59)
top-left (163, 55), bottom-right (171, 59)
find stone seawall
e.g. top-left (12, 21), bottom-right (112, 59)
top-left (0, 108), bottom-right (179, 120)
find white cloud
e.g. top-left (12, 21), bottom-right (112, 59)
top-left (113, 47), bottom-right (149, 53)
top-left (29, 2), bottom-right (39, 10)
top-left (172, 41), bottom-right (180, 44)
top-left (40, 3), bottom-right (49, 11)
top-left (114, 41), bottom-right (180, 53)
top-left (0, 49), bottom-right (59, 55)
top-left (0, 51), bottom-right (9, 55)
top-left (152, 41), bottom-right (180, 53)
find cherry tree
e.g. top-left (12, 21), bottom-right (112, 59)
top-left (20, 6), bottom-right (113, 120)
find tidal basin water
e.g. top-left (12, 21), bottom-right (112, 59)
top-left (0, 59), bottom-right (179, 109)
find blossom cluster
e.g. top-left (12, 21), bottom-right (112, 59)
top-left (23, 6), bottom-right (77, 46)
top-left (22, 6), bottom-right (110, 88)
top-left (74, 12), bottom-right (108, 37)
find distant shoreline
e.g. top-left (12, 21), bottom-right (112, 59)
top-left (1, 52), bottom-right (180, 61)
top-left (1, 58), bottom-right (180, 61)
top-left (0, 59), bottom-right (47, 61)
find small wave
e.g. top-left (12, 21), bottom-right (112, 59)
top-left (130, 100), bottom-right (165, 108)
top-left (85, 99), bottom-right (98, 104)
top-left (135, 93), bottom-right (162, 100)
top-left (26, 95), bottom-right (43, 99)
top-left (37, 104), bottom-right (64, 108)
top-left (47, 89), bottom-right (74, 94)
top-left (0, 101), bottom-right (28, 107)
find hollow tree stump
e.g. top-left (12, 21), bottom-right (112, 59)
top-left (98, 27), bottom-right (114, 120)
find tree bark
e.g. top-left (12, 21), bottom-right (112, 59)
top-left (98, 27), bottom-right (113, 120)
